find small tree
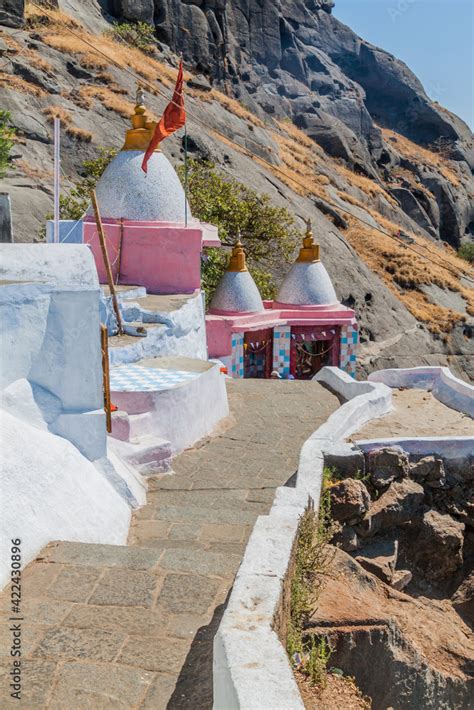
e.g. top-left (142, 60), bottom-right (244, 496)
top-left (0, 111), bottom-right (16, 178)
top-left (105, 22), bottom-right (156, 55)
top-left (458, 242), bottom-right (474, 264)
top-left (177, 159), bottom-right (300, 303)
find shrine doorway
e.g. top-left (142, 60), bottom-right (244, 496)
top-left (243, 329), bottom-right (273, 379)
top-left (290, 326), bottom-right (339, 380)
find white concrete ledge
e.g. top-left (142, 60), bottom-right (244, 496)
top-left (368, 366), bottom-right (474, 418)
top-left (213, 367), bottom-right (392, 709)
top-left (356, 436), bottom-right (474, 461)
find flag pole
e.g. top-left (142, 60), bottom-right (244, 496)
top-left (184, 120), bottom-right (188, 227)
top-left (53, 117), bottom-right (60, 243)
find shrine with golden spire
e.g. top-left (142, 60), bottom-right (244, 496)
top-left (206, 221), bottom-right (358, 379)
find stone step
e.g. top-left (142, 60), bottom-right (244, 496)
top-left (109, 434), bottom-right (173, 476)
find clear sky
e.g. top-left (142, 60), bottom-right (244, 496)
top-left (332, 0), bottom-right (473, 129)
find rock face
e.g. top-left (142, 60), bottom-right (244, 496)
top-left (102, 0), bottom-right (474, 246)
top-left (369, 446), bottom-right (410, 489)
top-left (452, 572), bottom-right (474, 626)
top-left (0, 194), bottom-right (13, 243)
top-left (413, 510), bottom-right (465, 582)
top-left (0, 0), bottom-right (24, 28)
top-left (357, 479), bottom-right (424, 538)
top-left (310, 547), bottom-right (474, 710)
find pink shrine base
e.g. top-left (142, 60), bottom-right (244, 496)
top-left (84, 218), bottom-right (220, 295)
top-left (206, 301), bottom-right (358, 378)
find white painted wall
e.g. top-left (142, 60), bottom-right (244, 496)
top-left (0, 245), bottom-right (145, 589)
top-left (368, 367), bottom-right (474, 418)
top-left (110, 363), bottom-right (229, 454)
top-left (0, 245), bottom-right (104, 459)
top-left (0, 407), bottom-right (131, 589)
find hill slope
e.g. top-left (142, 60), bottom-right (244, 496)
top-left (0, 0), bottom-right (473, 379)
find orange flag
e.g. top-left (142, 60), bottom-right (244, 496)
top-left (141, 60), bottom-right (186, 173)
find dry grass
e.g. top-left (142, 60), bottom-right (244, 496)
top-left (382, 128), bottom-right (461, 187)
top-left (0, 71), bottom-right (45, 96)
top-left (95, 71), bottom-right (114, 85)
top-left (15, 159), bottom-right (53, 182)
top-left (75, 85), bottom-right (136, 118)
top-left (277, 119), bottom-right (317, 150)
top-left (344, 214), bottom-right (473, 332)
top-left (1, 32), bottom-right (53, 73)
top-left (336, 163), bottom-right (398, 205)
top-left (42, 105), bottom-right (72, 125)
top-left (399, 291), bottom-right (464, 335)
top-left (65, 126), bottom-right (92, 142)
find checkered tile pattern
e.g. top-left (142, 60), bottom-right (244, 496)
top-left (231, 333), bottom-right (244, 378)
top-left (339, 319), bottom-right (359, 377)
top-left (110, 365), bottom-right (200, 392)
top-left (272, 326), bottom-right (291, 378)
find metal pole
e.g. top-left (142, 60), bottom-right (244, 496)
top-left (184, 121), bottom-right (188, 227)
top-left (53, 117), bottom-right (60, 243)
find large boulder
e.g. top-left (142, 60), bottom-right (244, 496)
top-left (368, 447), bottom-right (410, 489)
top-left (110, 1), bottom-right (154, 24)
top-left (410, 456), bottom-right (446, 489)
top-left (357, 479), bottom-right (424, 538)
top-left (389, 187), bottom-right (437, 237)
top-left (414, 510), bottom-right (464, 582)
top-left (452, 572), bottom-right (474, 626)
top-left (329, 478), bottom-right (371, 524)
top-left (0, 0), bottom-right (24, 28)
top-left (354, 538), bottom-right (398, 584)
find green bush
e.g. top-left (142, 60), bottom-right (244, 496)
top-left (178, 159), bottom-right (300, 304)
top-left (458, 242), bottom-right (474, 264)
top-left (0, 111), bottom-right (15, 178)
top-left (287, 470), bottom-right (336, 686)
top-left (105, 22), bottom-right (156, 54)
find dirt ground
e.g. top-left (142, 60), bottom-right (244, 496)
top-left (295, 670), bottom-right (371, 709)
top-left (354, 389), bottom-right (474, 440)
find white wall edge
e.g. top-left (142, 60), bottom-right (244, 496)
top-left (368, 366), bottom-right (474, 418)
top-left (213, 367), bottom-right (392, 709)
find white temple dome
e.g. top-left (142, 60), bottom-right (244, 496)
top-left (89, 150), bottom-right (190, 223)
top-left (87, 93), bottom-right (190, 223)
top-left (276, 225), bottom-right (338, 306)
top-left (209, 242), bottom-right (264, 314)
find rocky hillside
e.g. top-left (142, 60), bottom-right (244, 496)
top-left (1, 0), bottom-right (473, 379)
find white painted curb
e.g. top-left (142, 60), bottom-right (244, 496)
top-left (368, 366), bottom-right (474, 418)
top-left (212, 367), bottom-right (392, 709)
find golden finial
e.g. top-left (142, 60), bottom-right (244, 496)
top-left (122, 85), bottom-right (158, 151)
top-left (296, 218), bottom-right (320, 262)
top-left (227, 232), bottom-right (248, 272)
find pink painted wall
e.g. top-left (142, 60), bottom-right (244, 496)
top-left (84, 219), bottom-right (204, 294)
top-left (206, 302), bottom-right (356, 363)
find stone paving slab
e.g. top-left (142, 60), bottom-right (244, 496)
top-left (0, 380), bottom-right (338, 708)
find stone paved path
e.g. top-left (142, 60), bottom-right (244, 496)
top-left (0, 380), bottom-right (338, 709)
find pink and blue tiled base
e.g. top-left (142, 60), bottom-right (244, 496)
top-left (339, 321), bottom-right (358, 377)
top-left (231, 333), bottom-right (244, 378)
top-left (272, 326), bottom-right (291, 377)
